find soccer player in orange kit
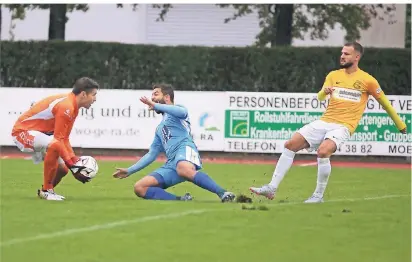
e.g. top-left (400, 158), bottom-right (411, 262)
top-left (11, 77), bottom-right (99, 201)
top-left (250, 42), bottom-right (407, 203)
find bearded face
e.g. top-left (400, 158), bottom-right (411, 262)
top-left (339, 45), bottom-right (359, 69)
top-left (151, 87), bottom-right (166, 114)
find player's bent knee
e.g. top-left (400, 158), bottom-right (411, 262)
top-left (133, 183), bottom-right (147, 198)
top-left (317, 140), bottom-right (336, 158)
top-left (176, 161), bottom-right (196, 179)
top-left (133, 175), bottom-right (160, 198)
top-left (284, 133), bottom-right (310, 152)
top-left (317, 149), bottom-right (331, 158)
top-left (47, 140), bottom-right (64, 154)
top-left (284, 140), bottom-right (294, 151)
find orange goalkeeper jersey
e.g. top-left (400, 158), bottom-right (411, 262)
top-left (319, 68), bottom-right (383, 134)
top-left (12, 92), bottom-right (79, 160)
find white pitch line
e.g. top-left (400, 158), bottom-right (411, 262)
top-left (1, 194), bottom-right (410, 247)
top-left (0, 209), bottom-right (207, 247)
top-left (298, 162), bottom-right (317, 167)
top-left (330, 180), bottom-right (363, 184)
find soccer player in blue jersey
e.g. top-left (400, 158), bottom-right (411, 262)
top-left (113, 84), bottom-right (236, 202)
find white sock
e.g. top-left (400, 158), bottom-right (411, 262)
top-left (313, 158), bottom-right (331, 197)
top-left (269, 148), bottom-right (296, 188)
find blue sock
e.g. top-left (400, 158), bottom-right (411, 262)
top-left (193, 172), bottom-right (226, 198)
top-left (143, 187), bottom-right (179, 200)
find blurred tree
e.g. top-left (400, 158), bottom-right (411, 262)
top-left (47, 4), bottom-right (89, 40)
top-left (154, 4), bottom-right (397, 47)
top-left (2, 4), bottom-right (33, 40)
top-left (406, 4), bottom-right (411, 48)
top-left (0, 5), bottom-right (2, 38)
top-left (3, 4), bottom-right (89, 40)
top-left (116, 4), bottom-right (172, 21)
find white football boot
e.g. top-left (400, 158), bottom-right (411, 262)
top-left (37, 189), bottom-right (65, 201)
top-left (304, 194), bottom-right (324, 203)
top-left (249, 184), bottom-right (276, 200)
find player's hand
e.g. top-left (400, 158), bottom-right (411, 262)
top-left (69, 165), bottom-right (91, 184)
top-left (66, 157), bottom-right (91, 184)
top-left (113, 168), bottom-right (129, 179)
top-left (69, 164), bottom-right (86, 175)
top-left (72, 172), bottom-right (91, 184)
top-left (324, 87), bottom-right (335, 95)
top-left (400, 127), bottom-right (407, 134)
top-left (140, 96), bottom-right (155, 110)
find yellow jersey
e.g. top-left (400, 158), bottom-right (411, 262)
top-left (319, 68), bottom-right (383, 134)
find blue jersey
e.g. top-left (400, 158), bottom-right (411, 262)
top-left (154, 105), bottom-right (195, 159)
top-left (127, 103), bottom-right (198, 175)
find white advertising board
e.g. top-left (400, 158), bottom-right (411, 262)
top-left (1, 88), bottom-right (410, 156)
top-left (0, 88), bottom-right (226, 151)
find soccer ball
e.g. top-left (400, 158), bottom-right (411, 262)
top-left (75, 156), bottom-right (99, 178)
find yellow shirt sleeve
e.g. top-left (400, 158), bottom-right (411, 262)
top-left (318, 72), bottom-right (333, 101)
top-left (367, 77), bottom-right (406, 131)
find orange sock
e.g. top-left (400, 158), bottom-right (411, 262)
top-left (43, 141), bottom-right (64, 190)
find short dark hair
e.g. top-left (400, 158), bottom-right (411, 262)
top-left (344, 42), bottom-right (364, 56)
top-left (72, 77), bottom-right (99, 95)
top-left (153, 83), bottom-right (174, 103)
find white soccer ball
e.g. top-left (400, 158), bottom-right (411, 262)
top-left (75, 156), bottom-right (99, 178)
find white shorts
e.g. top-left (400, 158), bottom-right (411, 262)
top-left (297, 120), bottom-right (351, 152)
top-left (12, 130), bottom-right (64, 164)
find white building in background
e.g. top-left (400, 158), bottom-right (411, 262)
top-left (0, 4), bottom-right (407, 48)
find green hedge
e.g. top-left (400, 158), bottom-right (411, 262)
top-left (1, 41), bottom-right (410, 95)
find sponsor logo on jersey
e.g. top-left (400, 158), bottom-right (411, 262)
top-left (332, 88), bottom-right (362, 102)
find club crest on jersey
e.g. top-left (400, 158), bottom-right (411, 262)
top-left (353, 80), bottom-right (366, 90)
top-left (64, 109), bottom-right (72, 120)
top-left (332, 88), bottom-right (362, 102)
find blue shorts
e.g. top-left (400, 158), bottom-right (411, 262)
top-left (149, 145), bottom-right (202, 189)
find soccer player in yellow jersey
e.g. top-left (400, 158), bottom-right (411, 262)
top-left (250, 42), bottom-right (407, 203)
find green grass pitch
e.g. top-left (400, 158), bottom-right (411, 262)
top-left (0, 158), bottom-right (410, 262)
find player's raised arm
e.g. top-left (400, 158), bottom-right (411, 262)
top-left (113, 135), bottom-right (163, 179)
top-left (368, 78), bottom-right (407, 133)
top-left (318, 72), bottom-right (334, 101)
top-left (153, 104), bottom-right (188, 119)
top-left (140, 84), bottom-right (189, 119)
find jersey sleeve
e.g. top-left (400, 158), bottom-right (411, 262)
top-left (367, 76), bottom-right (384, 100)
top-left (53, 104), bottom-right (76, 159)
top-left (318, 72), bottom-right (333, 100)
top-left (368, 76), bottom-right (406, 131)
top-left (322, 72), bottom-right (334, 88)
top-left (63, 140), bottom-right (76, 159)
top-left (153, 104), bottom-right (188, 119)
top-left (376, 94), bottom-right (407, 131)
top-left (127, 134), bottom-right (163, 175)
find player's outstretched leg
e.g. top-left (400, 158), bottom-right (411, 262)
top-left (176, 161), bottom-right (236, 202)
top-left (38, 141), bottom-right (66, 201)
top-left (134, 174), bottom-right (192, 201)
top-left (250, 132), bottom-right (309, 200)
top-left (304, 139), bottom-right (334, 204)
top-left (193, 171), bottom-right (235, 202)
